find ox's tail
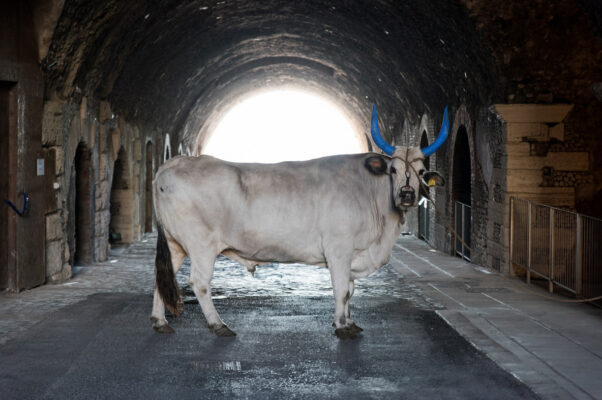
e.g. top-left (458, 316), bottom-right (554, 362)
top-left (155, 223), bottom-right (182, 317)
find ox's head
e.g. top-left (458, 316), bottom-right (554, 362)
top-left (366, 105), bottom-right (447, 211)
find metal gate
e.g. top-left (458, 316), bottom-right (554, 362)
top-left (455, 201), bottom-right (471, 261)
top-left (510, 197), bottom-right (602, 298)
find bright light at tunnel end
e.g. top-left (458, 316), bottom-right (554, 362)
top-left (202, 90), bottom-right (365, 163)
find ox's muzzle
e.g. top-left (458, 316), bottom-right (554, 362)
top-left (399, 186), bottom-right (416, 207)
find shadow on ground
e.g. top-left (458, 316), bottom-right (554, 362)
top-left (0, 292), bottom-right (538, 399)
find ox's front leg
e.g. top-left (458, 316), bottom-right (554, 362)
top-left (328, 257), bottom-right (359, 339)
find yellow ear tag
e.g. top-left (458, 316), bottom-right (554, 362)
top-left (428, 178), bottom-right (437, 187)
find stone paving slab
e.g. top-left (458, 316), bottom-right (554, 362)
top-left (389, 238), bottom-right (602, 400)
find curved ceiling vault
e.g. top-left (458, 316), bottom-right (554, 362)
top-left (43, 0), bottom-right (498, 151)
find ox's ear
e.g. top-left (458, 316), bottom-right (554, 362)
top-left (422, 171), bottom-right (445, 187)
top-left (365, 156), bottom-right (389, 175)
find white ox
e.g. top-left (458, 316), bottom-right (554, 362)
top-left (151, 106), bottom-right (448, 338)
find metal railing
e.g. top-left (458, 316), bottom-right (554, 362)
top-left (510, 197), bottom-right (602, 298)
top-left (455, 201), bottom-right (471, 261)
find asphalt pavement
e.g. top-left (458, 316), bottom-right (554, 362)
top-left (1, 233), bottom-right (601, 399)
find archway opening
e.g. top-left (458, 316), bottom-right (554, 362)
top-left (144, 142), bottom-right (153, 233)
top-left (74, 143), bottom-right (93, 265)
top-left (418, 131), bottom-right (430, 242)
top-left (109, 147), bottom-right (133, 244)
top-left (452, 126), bottom-right (472, 261)
top-left (202, 90), bottom-right (365, 163)
top-left (163, 135), bottom-right (171, 162)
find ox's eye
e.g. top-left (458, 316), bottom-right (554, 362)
top-left (418, 169), bottom-right (425, 176)
top-left (390, 166), bottom-right (397, 174)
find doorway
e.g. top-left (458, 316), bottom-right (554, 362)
top-left (144, 142), bottom-right (153, 232)
top-left (109, 147), bottom-right (133, 243)
top-left (74, 143), bottom-right (93, 265)
top-left (0, 82), bottom-right (16, 289)
top-left (452, 126), bottom-right (472, 261)
top-left (418, 131), bottom-right (431, 242)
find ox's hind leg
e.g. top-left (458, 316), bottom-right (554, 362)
top-left (151, 239), bottom-right (187, 333)
top-left (345, 280), bottom-right (363, 334)
top-left (188, 251), bottom-right (236, 337)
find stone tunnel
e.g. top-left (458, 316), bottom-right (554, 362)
top-left (1, 0), bottom-right (601, 290)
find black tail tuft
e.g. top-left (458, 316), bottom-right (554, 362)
top-left (155, 223), bottom-right (182, 317)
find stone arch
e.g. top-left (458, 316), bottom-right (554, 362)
top-left (418, 129), bottom-right (430, 242)
top-left (448, 105), bottom-right (475, 260)
top-left (144, 141), bottom-right (153, 233)
top-left (109, 146), bottom-right (134, 244)
top-left (73, 142), bottom-right (94, 265)
top-left (163, 134), bottom-right (171, 162)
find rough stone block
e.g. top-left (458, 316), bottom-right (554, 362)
top-left (42, 101), bottom-right (63, 146)
top-left (46, 213), bottom-right (62, 241)
top-left (99, 100), bottom-right (112, 123)
top-left (70, 114), bottom-right (81, 151)
top-left (506, 123), bottom-right (548, 142)
top-left (549, 123), bottom-right (565, 141)
top-left (45, 241), bottom-right (63, 278)
top-left (89, 119), bottom-right (96, 149)
top-left (112, 128), bottom-right (121, 159)
top-left (507, 187), bottom-right (575, 208)
top-left (96, 242), bottom-right (108, 262)
top-left (48, 264), bottom-right (72, 283)
top-left (80, 96), bottom-right (87, 121)
top-left (53, 146), bottom-right (64, 175)
top-left (507, 152), bottom-right (589, 171)
top-left (494, 104), bottom-right (573, 123)
top-left (134, 139), bottom-right (142, 161)
top-left (100, 153), bottom-right (111, 181)
top-left (64, 242), bottom-right (70, 263)
top-left (505, 142), bottom-right (532, 155)
top-left (507, 169), bottom-right (543, 192)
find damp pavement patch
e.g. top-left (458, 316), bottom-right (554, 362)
top-left (0, 293), bottom-right (538, 399)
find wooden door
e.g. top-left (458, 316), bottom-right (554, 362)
top-left (0, 82), bottom-right (17, 290)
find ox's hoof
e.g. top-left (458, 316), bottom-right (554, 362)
top-left (151, 316), bottom-right (175, 334)
top-left (335, 327), bottom-right (359, 340)
top-left (348, 323), bottom-right (364, 334)
top-left (212, 324), bottom-right (237, 337)
top-left (332, 322), bottom-right (363, 334)
top-left (153, 324), bottom-right (175, 334)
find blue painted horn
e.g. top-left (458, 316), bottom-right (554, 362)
top-left (371, 104), bottom-right (395, 156)
top-left (370, 104), bottom-right (450, 157)
top-left (421, 106), bottom-right (449, 157)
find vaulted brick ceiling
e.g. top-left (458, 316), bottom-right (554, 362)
top-left (43, 0), bottom-right (600, 148)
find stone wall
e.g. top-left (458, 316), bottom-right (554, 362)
top-left (398, 104), bottom-right (510, 273)
top-left (42, 97), bottom-right (150, 281)
top-left (462, 0), bottom-right (602, 219)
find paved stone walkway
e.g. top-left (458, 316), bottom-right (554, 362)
top-left (1, 233), bottom-right (601, 399)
